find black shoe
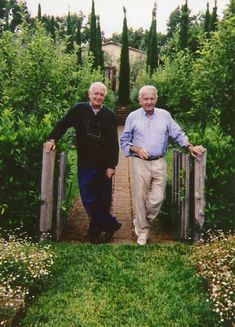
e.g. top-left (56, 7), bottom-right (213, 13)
top-left (88, 231), bottom-right (101, 244)
top-left (100, 222), bottom-right (122, 243)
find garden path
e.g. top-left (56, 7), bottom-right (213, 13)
top-left (61, 126), bottom-right (173, 244)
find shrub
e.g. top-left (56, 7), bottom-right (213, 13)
top-left (0, 229), bottom-right (55, 326)
top-left (0, 24), bottom-right (103, 234)
top-left (0, 25), bottom-right (103, 122)
top-left (0, 109), bottom-right (54, 234)
top-left (135, 50), bottom-right (194, 117)
top-left (191, 231), bottom-right (235, 325)
top-left (190, 15), bottom-right (235, 136)
top-left (188, 115), bottom-right (235, 231)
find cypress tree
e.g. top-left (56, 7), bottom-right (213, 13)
top-left (210, 0), bottom-right (218, 32)
top-left (66, 11), bottom-right (74, 53)
top-left (96, 15), bottom-right (104, 70)
top-left (0, 0), bottom-right (6, 20)
top-left (146, 1), bottom-right (158, 75)
top-left (118, 7), bottom-right (130, 106)
top-left (204, 2), bottom-right (211, 35)
top-left (227, 0), bottom-right (235, 15)
top-left (37, 3), bottom-right (41, 21)
top-left (50, 15), bottom-right (56, 43)
top-left (0, 0), bottom-right (7, 33)
top-left (89, 0), bottom-right (98, 68)
top-left (10, 1), bottom-right (29, 32)
top-left (179, 0), bottom-right (189, 50)
top-left (76, 18), bottom-right (82, 66)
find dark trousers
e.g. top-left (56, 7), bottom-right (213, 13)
top-left (78, 167), bottom-right (118, 236)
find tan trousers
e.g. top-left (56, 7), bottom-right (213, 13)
top-left (132, 157), bottom-right (167, 239)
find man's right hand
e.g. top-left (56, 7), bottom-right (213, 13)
top-left (130, 145), bottom-right (149, 160)
top-left (44, 139), bottom-right (56, 152)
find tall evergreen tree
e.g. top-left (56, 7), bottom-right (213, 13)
top-left (225, 0), bottom-right (235, 16)
top-left (37, 3), bottom-right (41, 21)
top-left (89, 0), bottom-right (98, 68)
top-left (204, 2), bottom-right (211, 35)
top-left (96, 15), bottom-right (104, 70)
top-left (66, 11), bottom-right (74, 53)
top-left (76, 18), bottom-right (82, 66)
top-left (50, 16), bottom-right (56, 43)
top-left (179, 0), bottom-right (189, 50)
top-left (166, 6), bottom-right (181, 38)
top-left (210, 0), bottom-right (218, 31)
top-left (10, 1), bottom-right (29, 32)
top-left (0, 0), bottom-right (6, 18)
top-left (228, 0), bottom-right (235, 15)
top-left (0, 0), bottom-right (7, 33)
top-left (146, 1), bottom-right (158, 74)
top-left (118, 7), bottom-right (130, 106)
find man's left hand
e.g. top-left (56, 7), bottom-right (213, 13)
top-left (188, 145), bottom-right (205, 158)
top-left (106, 168), bottom-right (115, 178)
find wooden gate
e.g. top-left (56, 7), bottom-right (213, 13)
top-left (172, 149), bottom-right (207, 241)
top-left (39, 148), bottom-right (207, 241)
top-left (40, 149), bottom-right (67, 241)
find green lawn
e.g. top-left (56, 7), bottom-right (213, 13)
top-left (20, 243), bottom-right (218, 327)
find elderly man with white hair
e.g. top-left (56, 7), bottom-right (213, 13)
top-left (120, 85), bottom-right (204, 245)
top-left (44, 82), bottom-right (121, 244)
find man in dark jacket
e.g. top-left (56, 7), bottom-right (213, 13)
top-left (44, 82), bottom-right (121, 243)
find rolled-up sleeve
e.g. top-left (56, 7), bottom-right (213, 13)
top-left (168, 114), bottom-right (189, 147)
top-left (120, 115), bottom-right (133, 157)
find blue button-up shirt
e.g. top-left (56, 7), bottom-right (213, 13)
top-left (120, 107), bottom-right (189, 157)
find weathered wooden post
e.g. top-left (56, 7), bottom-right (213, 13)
top-left (194, 150), bottom-right (207, 240)
top-left (172, 150), bottom-right (178, 203)
top-left (177, 152), bottom-right (182, 211)
top-left (172, 149), bottom-right (206, 241)
top-left (180, 154), bottom-right (190, 240)
top-left (40, 149), bottom-right (56, 238)
top-left (55, 152), bottom-right (67, 241)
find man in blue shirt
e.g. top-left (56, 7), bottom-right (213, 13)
top-left (120, 85), bottom-right (204, 245)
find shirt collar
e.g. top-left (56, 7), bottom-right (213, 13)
top-left (141, 107), bottom-right (156, 117)
top-left (90, 103), bottom-right (103, 114)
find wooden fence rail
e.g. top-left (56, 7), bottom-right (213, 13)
top-left (172, 149), bottom-right (207, 241)
top-left (40, 148), bottom-right (207, 241)
top-left (40, 149), bottom-right (67, 240)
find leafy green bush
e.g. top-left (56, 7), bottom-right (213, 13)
top-left (136, 50), bottom-right (194, 118)
top-left (0, 109), bottom-right (54, 234)
top-left (190, 15), bottom-right (235, 135)
top-left (0, 229), bottom-right (55, 326)
top-left (189, 115), bottom-right (235, 230)
top-left (0, 24), bottom-right (103, 234)
top-left (191, 231), bottom-right (235, 325)
top-left (0, 24), bottom-right (103, 121)
top-left (62, 148), bottom-right (78, 215)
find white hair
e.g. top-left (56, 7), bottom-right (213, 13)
top-left (89, 82), bottom-right (107, 95)
top-left (139, 85), bottom-right (158, 98)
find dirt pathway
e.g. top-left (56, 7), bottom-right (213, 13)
top-left (61, 126), bottom-right (173, 244)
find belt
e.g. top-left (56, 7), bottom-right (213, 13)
top-left (133, 155), bottom-right (163, 161)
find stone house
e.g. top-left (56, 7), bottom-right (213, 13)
top-left (102, 41), bottom-right (146, 91)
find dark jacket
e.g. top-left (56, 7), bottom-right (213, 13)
top-left (48, 102), bottom-right (119, 168)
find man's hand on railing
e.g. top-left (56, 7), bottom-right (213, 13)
top-left (44, 139), bottom-right (56, 152)
top-left (187, 144), bottom-right (205, 158)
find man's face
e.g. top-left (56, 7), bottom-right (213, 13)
top-left (138, 89), bottom-right (157, 114)
top-left (88, 85), bottom-right (106, 109)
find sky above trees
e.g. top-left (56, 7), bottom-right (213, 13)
top-left (25, 0), bottom-right (230, 37)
